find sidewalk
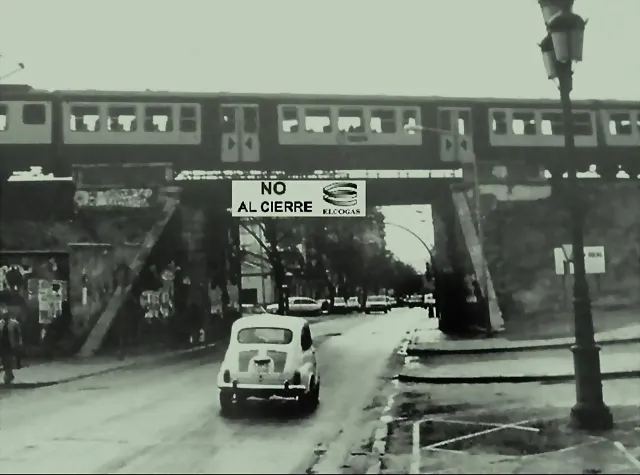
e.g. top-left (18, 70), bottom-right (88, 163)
top-left (1, 342), bottom-right (219, 389)
top-left (1, 317), bottom-right (345, 391)
top-left (407, 318), bottom-right (640, 356)
top-left (399, 341), bottom-right (640, 384)
top-left (372, 379), bottom-right (640, 474)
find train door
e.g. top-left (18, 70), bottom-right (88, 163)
top-left (437, 107), bottom-right (474, 163)
top-left (220, 104), bottom-right (260, 163)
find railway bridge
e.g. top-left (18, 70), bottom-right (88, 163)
top-left (1, 86), bottom-right (640, 354)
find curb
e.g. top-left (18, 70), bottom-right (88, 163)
top-left (395, 369), bottom-right (640, 385)
top-left (405, 336), bottom-right (640, 357)
top-left (3, 342), bottom-right (221, 390)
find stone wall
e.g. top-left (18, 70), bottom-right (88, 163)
top-left (482, 182), bottom-right (640, 320)
top-left (0, 183), bottom-right (179, 354)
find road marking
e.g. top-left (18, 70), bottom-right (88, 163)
top-left (422, 417), bottom-right (540, 433)
top-left (426, 446), bottom-right (465, 454)
top-left (424, 419), bottom-right (532, 450)
top-left (613, 441), bottom-right (640, 470)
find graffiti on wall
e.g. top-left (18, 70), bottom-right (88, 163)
top-left (0, 254), bottom-right (69, 344)
top-left (74, 189), bottom-right (154, 209)
top-left (0, 263), bottom-right (33, 292)
top-left (32, 279), bottom-right (68, 324)
top-left (139, 262), bottom-right (178, 320)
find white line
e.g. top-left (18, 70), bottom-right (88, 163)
top-left (613, 441), bottom-right (640, 471)
top-left (426, 447), bottom-right (466, 454)
top-left (410, 421), bottom-right (421, 475)
top-left (423, 417), bottom-right (540, 433)
top-left (424, 419), bottom-right (532, 450)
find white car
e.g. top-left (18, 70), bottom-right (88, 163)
top-left (217, 314), bottom-right (320, 416)
top-left (322, 296), bottom-right (350, 314)
top-left (266, 297), bottom-right (323, 316)
top-left (365, 295), bottom-right (389, 314)
top-left (346, 297), bottom-right (360, 312)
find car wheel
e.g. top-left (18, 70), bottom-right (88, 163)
top-left (300, 378), bottom-right (320, 413)
top-left (219, 392), bottom-right (236, 417)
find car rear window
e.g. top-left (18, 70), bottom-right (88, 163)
top-left (369, 296), bottom-right (385, 301)
top-left (237, 327), bottom-right (293, 345)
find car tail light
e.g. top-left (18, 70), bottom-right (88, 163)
top-left (291, 371), bottom-right (301, 385)
top-left (223, 370), bottom-right (231, 383)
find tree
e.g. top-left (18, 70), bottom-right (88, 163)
top-left (239, 217), bottom-right (304, 314)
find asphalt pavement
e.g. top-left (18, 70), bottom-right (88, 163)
top-left (0, 309), bottom-right (426, 474)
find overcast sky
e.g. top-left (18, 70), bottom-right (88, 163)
top-left (3, 0), bottom-right (631, 269)
top-left (1, 0), bottom-right (629, 99)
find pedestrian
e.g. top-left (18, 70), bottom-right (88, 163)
top-left (0, 300), bottom-right (23, 384)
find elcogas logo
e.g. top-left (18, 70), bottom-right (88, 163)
top-left (322, 182), bottom-right (358, 207)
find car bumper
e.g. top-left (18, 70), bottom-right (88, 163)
top-left (219, 382), bottom-right (307, 399)
top-left (366, 305), bottom-right (387, 312)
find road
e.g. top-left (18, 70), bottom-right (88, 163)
top-left (0, 309), bottom-right (425, 474)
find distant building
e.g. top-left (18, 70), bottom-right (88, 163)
top-left (239, 222), bottom-right (274, 305)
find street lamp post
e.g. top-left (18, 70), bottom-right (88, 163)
top-left (538, 0), bottom-right (613, 431)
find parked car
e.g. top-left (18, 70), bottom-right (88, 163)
top-left (406, 294), bottom-right (423, 308)
top-left (217, 314), bottom-right (320, 416)
top-left (241, 304), bottom-right (268, 315)
top-left (365, 295), bottom-right (389, 314)
top-left (265, 297), bottom-right (323, 316)
top-left (331, 297), bottom-right (349, 314)
top-left (346, 297), bottom-right (360, 312)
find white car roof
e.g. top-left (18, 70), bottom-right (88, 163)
top-left (231, 314), bottom-right (306, 332)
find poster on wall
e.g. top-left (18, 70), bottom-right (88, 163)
top-left (554, 245), bottom-right (606, 275)
top-left (36, 279), bottom-right (66, 324)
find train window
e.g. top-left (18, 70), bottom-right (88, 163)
top-left (491, 111), bottom-right (507, 135)
top-left (541, 112), bottom-right (563, 135)
top-left (370, 109), bottom-right (396, 134)
top-left (244, 107), bottom-right (258, 133)
top-left (0, 105), bottom-right (7, 131)
top-left (108, 106), bottom-right (136, 132)
top-left (512, 111), bottom-right (536, 135)
top-left (402, 109), bottom-right (418, 134)
top-left (144, 106), bottom-right (173, 132)
top-left (458, 110), bottom-right (471, 135)
top-left (22, 103), bottom-right (46, 125)
top-left (180, 106), bottom-right (197, 132)
top-left (438, 110), bottom-right (452, 131)
top-left (338, 108), bottom-right (364, 133)
top-left (573, 112), bottom-right (593, 136)
top-left (70, 105), bottom-right (100, 132)
top-left (608, 112), bottom-right (632, 136)
top-left (305, 108), bottom-right (331, 133)
top-left (221, 106), bottom-right (236, 133)
top-left (281, 106), bottom-right (298, 132)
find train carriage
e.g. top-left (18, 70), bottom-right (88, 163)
top-left (54, 90), bottom-right (214, 173)
top-left (0, 84), bottom-right (59, 175)
top-left (1, 84), bottom-right (639, 181)
top-left (203, 92), bottom-right (445, 174)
